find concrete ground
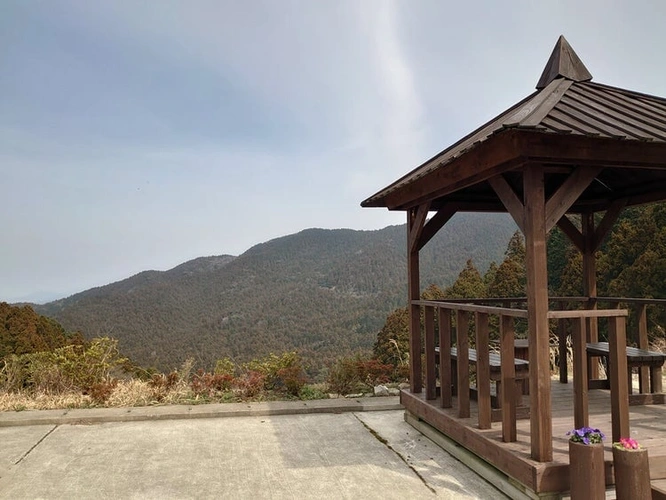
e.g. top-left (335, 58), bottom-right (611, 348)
top-left (0, 398), bottom-right (507, 499)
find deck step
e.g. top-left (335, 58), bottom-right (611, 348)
top-left (652, 479), bottom-right (666, 500)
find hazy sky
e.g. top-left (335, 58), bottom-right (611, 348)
top-left (2, 1), bottom-right (665, 303)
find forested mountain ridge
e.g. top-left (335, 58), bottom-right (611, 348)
top-left (34, 214), bottom-right (516, 374)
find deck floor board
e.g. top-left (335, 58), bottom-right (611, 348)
top-left (403, 379), bottom-right (666, 495)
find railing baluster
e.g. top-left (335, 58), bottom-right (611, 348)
top-left (500, 314), bottom-right (516, 442)
top-left (425, 306), bottom-right (436, 400)
top-left (572, 317), bottom-right (589, 429)
top-left (457, 310), bottom-right (470, 418)
top-left (609, 316), bottom-right (630, 443)
top-left (637, 304), bottom-right (649, 392)
top-left (476, 312), bottom-right (491, 429)
top-left (439, 308), bottom-right (452, 408)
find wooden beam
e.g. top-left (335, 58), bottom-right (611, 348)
top-left (383, 130), bottom-right (525, 210)
top-left (523, 165), bottom-right (553, 462)
top-left (407, 210), bottom-right (422, 393)
top-left (545, 166), bottom-right (602, 232)
top-left (556, 215), bottom-right (584, 252)
top-left (417, 204), bottom-right (456, 252)
top-left (516, 131), bottom-right (666, 168)
top-left (408, 203), bottom-right (430, 253)
top-left (488, 174), bottom-right (525, 232)
top-left (592, 199), bottom-right (626, 251)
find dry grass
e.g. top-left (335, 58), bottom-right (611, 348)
top-left (0, 379), bottom-right (199, 411)
top-left (0, 391), bottom-right (94, 411)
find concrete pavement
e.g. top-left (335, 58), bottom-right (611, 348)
top-left (0, 398), bottom-right (507, 499)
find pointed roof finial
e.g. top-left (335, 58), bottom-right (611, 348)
top-left (536, 35), bottom-right (592, 89)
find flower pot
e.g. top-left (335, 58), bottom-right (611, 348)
top-left (613, 447), bottom-right (650, 500)
top-left (569, 441), bottom-right (605, 499)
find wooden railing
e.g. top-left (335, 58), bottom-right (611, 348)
top-left (414, 300), bottom-right (528, 443)
top-left (413, 298), bottom-right (633, 444)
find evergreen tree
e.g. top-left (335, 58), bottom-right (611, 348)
top-left (444, 260), bottom-right (486, 299)
top-left (487, 231), bottom-right (526, 298)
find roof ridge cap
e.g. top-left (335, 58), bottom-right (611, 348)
top-left (536, 36), bottom-right (592, 89)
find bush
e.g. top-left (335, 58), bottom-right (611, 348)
top-left (327, 355), bottom-right (395, 395)
top-left (234, 370), bottom-right (265, 399)
top-left (299, 384), bottom-right (329, 400)
top-left (244, 352), bottom-right (306, 396)
top-left (0, 337), bottom-right (127, 395)
top-left (214, 358), bottom-right (235, 377)
top-left (190, 369), bottom-right (234, 397)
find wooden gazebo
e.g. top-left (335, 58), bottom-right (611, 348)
top-left (362, 36), bottom-right (666, 496)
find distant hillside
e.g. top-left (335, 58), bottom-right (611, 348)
top-left (35, 215), bottom-right (516, 374)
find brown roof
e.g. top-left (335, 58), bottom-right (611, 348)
top-left (362, 37), bottom-right (666, 211)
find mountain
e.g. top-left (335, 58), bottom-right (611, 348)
top-left (35, 214), bottom-right (517, 375)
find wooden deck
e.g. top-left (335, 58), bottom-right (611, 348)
top-left (402, 379), bottom-right (666, 496)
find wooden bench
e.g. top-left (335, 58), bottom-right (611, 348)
top-left (586, 342), bottom-right (665, 404)
top-left (436, 347), bottom-right (530, 409)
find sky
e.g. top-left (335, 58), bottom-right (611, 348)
top-left (2, 1), bottom-right (666, 303)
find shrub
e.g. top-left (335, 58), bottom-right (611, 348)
top-left (214, 358), bottom-right (236, 377)
top-left (327, 355), bottom-right (395, 395)
top-left (244, 352), bottom-right (306, 396)
top-left (234, 370), bottom-right (265, 399)
top-left (0, 337), bottom-right (126, 395)
top-left (327, 356), bottom-right (361, 395)
top-left (190, 369), bottom-right (234, 397)
top-left (299, 384), bottom-right (329, 400)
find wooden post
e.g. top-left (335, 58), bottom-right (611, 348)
top-left (523, 165), bottom-right (553, 462)
top-left (637, 304), bottom-right (649, 392)
top-left (572, 317), bottom-right (589, 429)
top-left (457, 310), bottom-right (470, 418)
top-left (439, 308), bottom-right (452, 408)
top-left (557, 300), bottom-right (568, 384)
top-left (425, 306), bottom-right (436, 400)
top-left (500, 314), bottom-right (517, 442)
top-left (582, 212), bottom-right (600, 381)
top-left (407, 209), bottom-right (422, 393)
top-left (609, 315), bottom-right (630, 443)
top-left (476, 312), bottom-right (491, 429)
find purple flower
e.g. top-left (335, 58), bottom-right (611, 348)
top-left (567, 427), bottom-right (605, 445)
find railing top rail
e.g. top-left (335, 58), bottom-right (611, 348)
top-left (416, 296), bottom-right (666, 306)
top-left (413, 300), bottom-right (528, 318)
top-left (547, 309), bottom-right (628, 319)
top-left (413, 300), bottom-right (629, 319)
top-left (594, 297), bottom-right (666, 305)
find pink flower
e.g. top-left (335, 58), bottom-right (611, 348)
top-left (614, 437), bottom-right (641, 450)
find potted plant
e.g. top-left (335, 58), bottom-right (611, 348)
top-left (567, 427), bottom-right (606, 499)
top-left (612, 437), bottom-right (650, 500)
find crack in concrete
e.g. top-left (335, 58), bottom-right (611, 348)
top-left (353, 414), bottom-right (436, 495)
top-left (14, 425), bottom-right (58, 465)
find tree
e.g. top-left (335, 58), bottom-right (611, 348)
top-left (445, 260), bottom-right (486, 299)
top-left (486, 231), bottom-right (526, 298)
top-left (373, 307), bottom-right (409, 367)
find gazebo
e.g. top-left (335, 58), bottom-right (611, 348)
top-left (362, 36), bottom-right (666, 497)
